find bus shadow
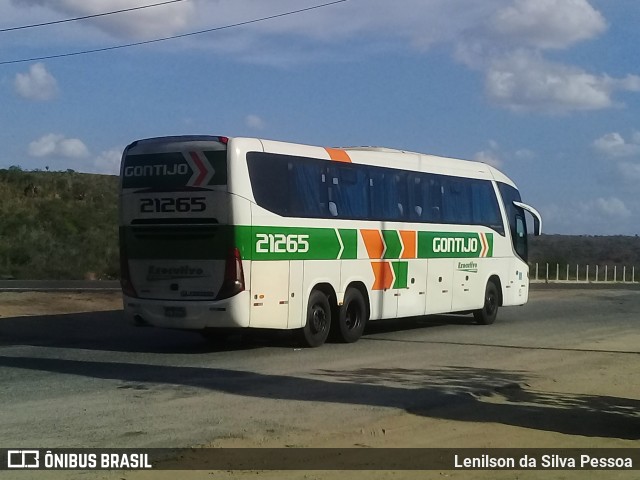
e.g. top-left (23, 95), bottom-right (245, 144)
top-left (0, 356), bottom-right (637, 440)
top-left (0, 311), bottom-right (473, 353)
top-left (0, 311), bottom-right (272, 354)
top-left (363, 314), bottom-right (474, 336)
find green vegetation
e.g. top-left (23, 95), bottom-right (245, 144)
top-left (1, 167), bottom-right (638, 280)
top-left (529, 234), bottom-right (640, 267)
top-left (0, 167), bottom-right (118, 280)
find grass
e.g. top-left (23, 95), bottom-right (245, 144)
top-left (1, 166), bottom-right (638, 279)
top-left (0, 167), bottom-right (118, 280)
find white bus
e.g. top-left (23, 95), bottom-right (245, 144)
top-left (119, 136), bottom-right (541, 347)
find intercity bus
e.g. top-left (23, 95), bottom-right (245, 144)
top-left (119, 136), bottom-right (541, 347)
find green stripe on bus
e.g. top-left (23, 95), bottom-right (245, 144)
top-left (125, 224), bottom-right (495, 262)
top-left (246, 226), bottom-right (342, 260)
top-left (338, 229), bottom-right (358, 259)
top-left (382, 230), bottom-right (402, 259)
top-left (391, 261), bottom-right (408, 289)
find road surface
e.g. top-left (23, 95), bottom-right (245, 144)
top-left (0, 288), bottom-right (638, 479)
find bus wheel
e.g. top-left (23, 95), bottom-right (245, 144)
top-left (299, 290), bottom-right (332, 347)
top-left (474, 281), bottom-right (499, 325)
top-left (336, 288), bottom-right (368, 343)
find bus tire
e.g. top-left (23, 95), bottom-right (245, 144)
top-left (474, 281), bottom-right (499, 325)
top-left (335, 288), bottom-right (368, 343)
top-left (299, 290), bottom-right (332, 347)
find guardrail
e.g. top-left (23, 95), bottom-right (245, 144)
top-left (531, 263), bottom-right (638, 283)
top-left (0, 280), bottom-right (121, 292)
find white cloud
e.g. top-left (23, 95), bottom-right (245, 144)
top-left (515, 149), bottom-right (535, 160)
top-left (473, 140), bottom-right (534, 167)
top-left (542, 196), bottom-right (634, 234)
top-left (488, 0), bottom-right (606, 49)
top-left (591, 197), bottom-right (631, 218)
top-left (593, 132), bottom-right (640, 158)
top-left (28, 134), bottom-right (89, 159)
top-left (474, 150), bottom-right (502, 168)
top-left (454, 1), bottom-right (637, 114)
top-left (6, 0), bottom-right (637, 114)
top-left (11, 0), bottom-right (196, 39)
top-left (483, 51), bottom-right (639, 113)
top-left (245, 114), bottom-right (266, 130)
top-left (14, 63), bottom-right (58, 101)
top-left (617, 162), bottom-right (640, 182)
top-left (92, 148), bottom-right (122, 175)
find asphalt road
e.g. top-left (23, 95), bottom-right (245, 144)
top-left (0, 288), bottom-right (639, 452)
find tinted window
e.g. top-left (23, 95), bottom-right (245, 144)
top-left (247, 152), bottom-right (291, 215)
top-left (498, 182), bottom-right (527, 259)
top-left (442, 177), bottom-right (473, 224)
top-left (327, 164), bottom-right (370, 218)
top-left (247, 151), bottom-right (506, 233)
top-left (471, 181), bottom-right (503, 233)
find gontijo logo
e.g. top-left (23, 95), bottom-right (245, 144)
top-left (432, 236), bottom-right (478, 254)
top-left (124, 163), bottom-right (189, 177)
top-left (123, 152), bottom-right (215, 187)
top-left (418, 232), bottom-right (493, 258)
top-left (122, 150), bottom-right (226, 189)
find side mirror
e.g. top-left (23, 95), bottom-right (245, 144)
top-left (513, 201), bottom-right (542, 236)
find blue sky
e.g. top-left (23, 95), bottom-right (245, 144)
top-left (1, 0), bottom-right (640, 235)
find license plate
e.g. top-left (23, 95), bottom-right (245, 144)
top-left (164, 306), bottom-right (186, 318)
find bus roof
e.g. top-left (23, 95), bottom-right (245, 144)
top-left (123, 135), bottom-right (518, 189)
top-left (251, 138), bottom-right (518, 189)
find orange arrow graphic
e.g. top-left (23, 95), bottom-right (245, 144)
top-left (370, 261), bottom-right (394, 290)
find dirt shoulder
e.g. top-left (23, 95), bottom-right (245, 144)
top-left (0, 291), bottom-right (122, 317)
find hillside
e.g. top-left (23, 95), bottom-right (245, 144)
top-left (0, 167), bottom-right (638, 279)
top-left (0, 167), bottom-right (118, 280)
top-left (529, 234), bottom-right (640, 267)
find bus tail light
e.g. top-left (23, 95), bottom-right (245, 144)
top-left (217, 247), bottom-right (245, 299)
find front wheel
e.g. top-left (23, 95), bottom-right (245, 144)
top-left (298, 290), bottom-right (332, 347)
top-left (473, 281), bottom-right (499, 325)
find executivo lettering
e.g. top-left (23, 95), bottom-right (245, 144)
top-left (146, 265), bottom-right (209, 281)
top-left (457, 261), bottom-right (478, 273)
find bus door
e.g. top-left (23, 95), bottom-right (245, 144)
top-left (425, 258), bottom-right (454, 314)
top-left (396, 258), bottom-right (428, 318)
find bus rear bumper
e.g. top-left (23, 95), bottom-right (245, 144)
top-left (122, 292), bottom-right (250, 330)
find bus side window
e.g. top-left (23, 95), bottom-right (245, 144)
top-left (369, 169), bottom-right (386, 219)
top-left (429, 178), bottom-right (443, 222)
top-left (515, 215), bottom-right (527, 261)
top-left (328, 174), bottom-right (339, 217)
top-left (394, 172), bottom-right (408, 220)
top-left (289, 159), bottom-right (326, 218)
top-left (442, 178), bottom-right (472, 224)
top-left (471, 181), bottom-right (504, 234)
top-left (319, 171), bottom-right (329, 216)
top-left (409, 174), bottom-right (423, 220)
top-left (327, 164), bottom-right (369, 218)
